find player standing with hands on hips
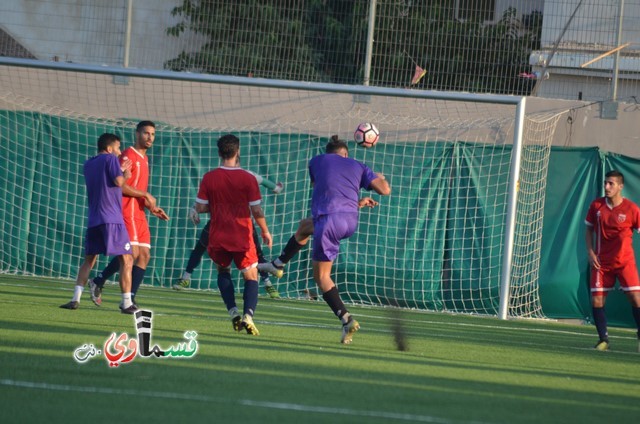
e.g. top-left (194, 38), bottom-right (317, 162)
top-left (585, 170), bottom-right (640, 351)
top-left (308, 135), bottom-right (390, 344)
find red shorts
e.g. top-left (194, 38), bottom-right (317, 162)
top-left (124, 216), bottom-right (150, 248)
top-left (590, 261), bottom-right (640, 295)
top-left (208, 247), bottom-right (257, 272)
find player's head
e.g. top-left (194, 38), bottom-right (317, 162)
top-left (604, 170), bottom-right (624, 199)
top-left (217, 134), bottom-right (240, 160)
top-left (97, 133), bottom-right (122, 155)
top-left (326, 135), bottom-right (348, 158)
top-left (135, 120), bottom-right (156, 149)
top-left (605, 170), bottom-right (624, 184)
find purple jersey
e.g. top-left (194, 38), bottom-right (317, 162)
top-left (309, 153), bottom-right (377, 217)
top-left (83, 153), bottom-right (124, 228)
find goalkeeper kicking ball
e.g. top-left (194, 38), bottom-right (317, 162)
top-left (354, 122), bottom-right (380, 148)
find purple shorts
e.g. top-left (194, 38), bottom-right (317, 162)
top-left (312, 213), bottom-right (358, 262)
top-left (85, 224), bottom-right (132, 256)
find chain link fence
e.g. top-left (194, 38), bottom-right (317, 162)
top-left (0, 0), bottom-right (638, 101)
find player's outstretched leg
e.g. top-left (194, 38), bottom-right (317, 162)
top-left (257, 261), bottom-right (284, 279)
top-left (257, 219), bottom-right (312, 279)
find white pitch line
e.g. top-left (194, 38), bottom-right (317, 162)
top-left (0, 379), bottom-right (487, 424)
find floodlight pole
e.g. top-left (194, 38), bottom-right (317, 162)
top-left (123, 0), bottom-right (134, 68)
top-left (498, 97), bottom-right (527, 320)
top-left (363, 0), bottom-right (377, 86)
top-left (611, 0), bottom-right (625, 100)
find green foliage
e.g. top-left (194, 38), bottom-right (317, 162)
top-left (165, 1), bottom-right (543, 94)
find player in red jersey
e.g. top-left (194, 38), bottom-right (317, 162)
top-left (194, 134), bottom-right (275, 336)
top-left (89, 121), bottom-right (169, 309)
top-left (585, 170), bottom-right (640, 351)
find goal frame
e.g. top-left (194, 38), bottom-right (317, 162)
top-left (0, 56), bottom-right (525, 320)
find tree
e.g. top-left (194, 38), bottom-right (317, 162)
top-left (165, 1), bottom-right (543, 94)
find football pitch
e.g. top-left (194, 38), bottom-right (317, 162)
top-left (1, 275), bottom-right (639, 424)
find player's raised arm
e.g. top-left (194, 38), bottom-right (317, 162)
top-left (370, 172), bottom-right (391, 196)
top-left (246, 170), bottom-right (284, 194)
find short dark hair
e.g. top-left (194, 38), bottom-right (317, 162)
top-left (217, 134), bottom-right (240, 160)
top-left (136, 120), bottom-right (155, 132)
top-left (606, 170), bottom-right (624, 184)
top-left (97, 133), bottom-right (120, 152)
top-left (326, 135), bottom-right (348, 154)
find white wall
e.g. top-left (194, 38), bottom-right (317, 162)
top-left (529, 0), bottom-right (640, 101)
top-left (541, 0), bottom-right (640, 48)
top-left (0, 0), bottom-right (205, 69)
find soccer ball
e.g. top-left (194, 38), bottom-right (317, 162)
top-left (354, 122), bottom-right (380, 148)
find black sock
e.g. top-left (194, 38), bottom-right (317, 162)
top-left (94, 256), bottom-right (120, 287)
top-left (243, 280), bottom-right (259, 316)
top-left (186, 242), bottom-right (207, 274)
top-left (131, 265), bottom-right (146, 296)
top-left (592, 307), bottom-right (608, 341)
top-left (279, 236), bottom-right (305, 264)
top-left (322, 286), bottom-right (349, 323)
top-left (631, 307), bottom-right (640, 339)
top-left (217, 272), bottom-right (236, 311)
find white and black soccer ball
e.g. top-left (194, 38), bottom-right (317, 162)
top-left (354, 122), bottom-right (380, 148)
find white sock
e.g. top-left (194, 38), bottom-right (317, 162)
top-left (72, 285), bottom-right (84, 302)
top-left (122, 292), bottom-right (133, 308)
top-left (182, 272), bottom-right (191, 280)
top-left (228, 307), bottom-right (239, 317)
top-left (274, 258), bottom-right (284, 267)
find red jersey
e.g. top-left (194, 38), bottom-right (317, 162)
top-left (196, 167), bottom-right (262, 252)
top-left (120, 147), bottom-right (149, 222)
top-left (585, 197), bottom-right (640, 268)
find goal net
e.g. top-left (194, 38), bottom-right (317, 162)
top-left (0, 60), bottom-right (561, 318)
